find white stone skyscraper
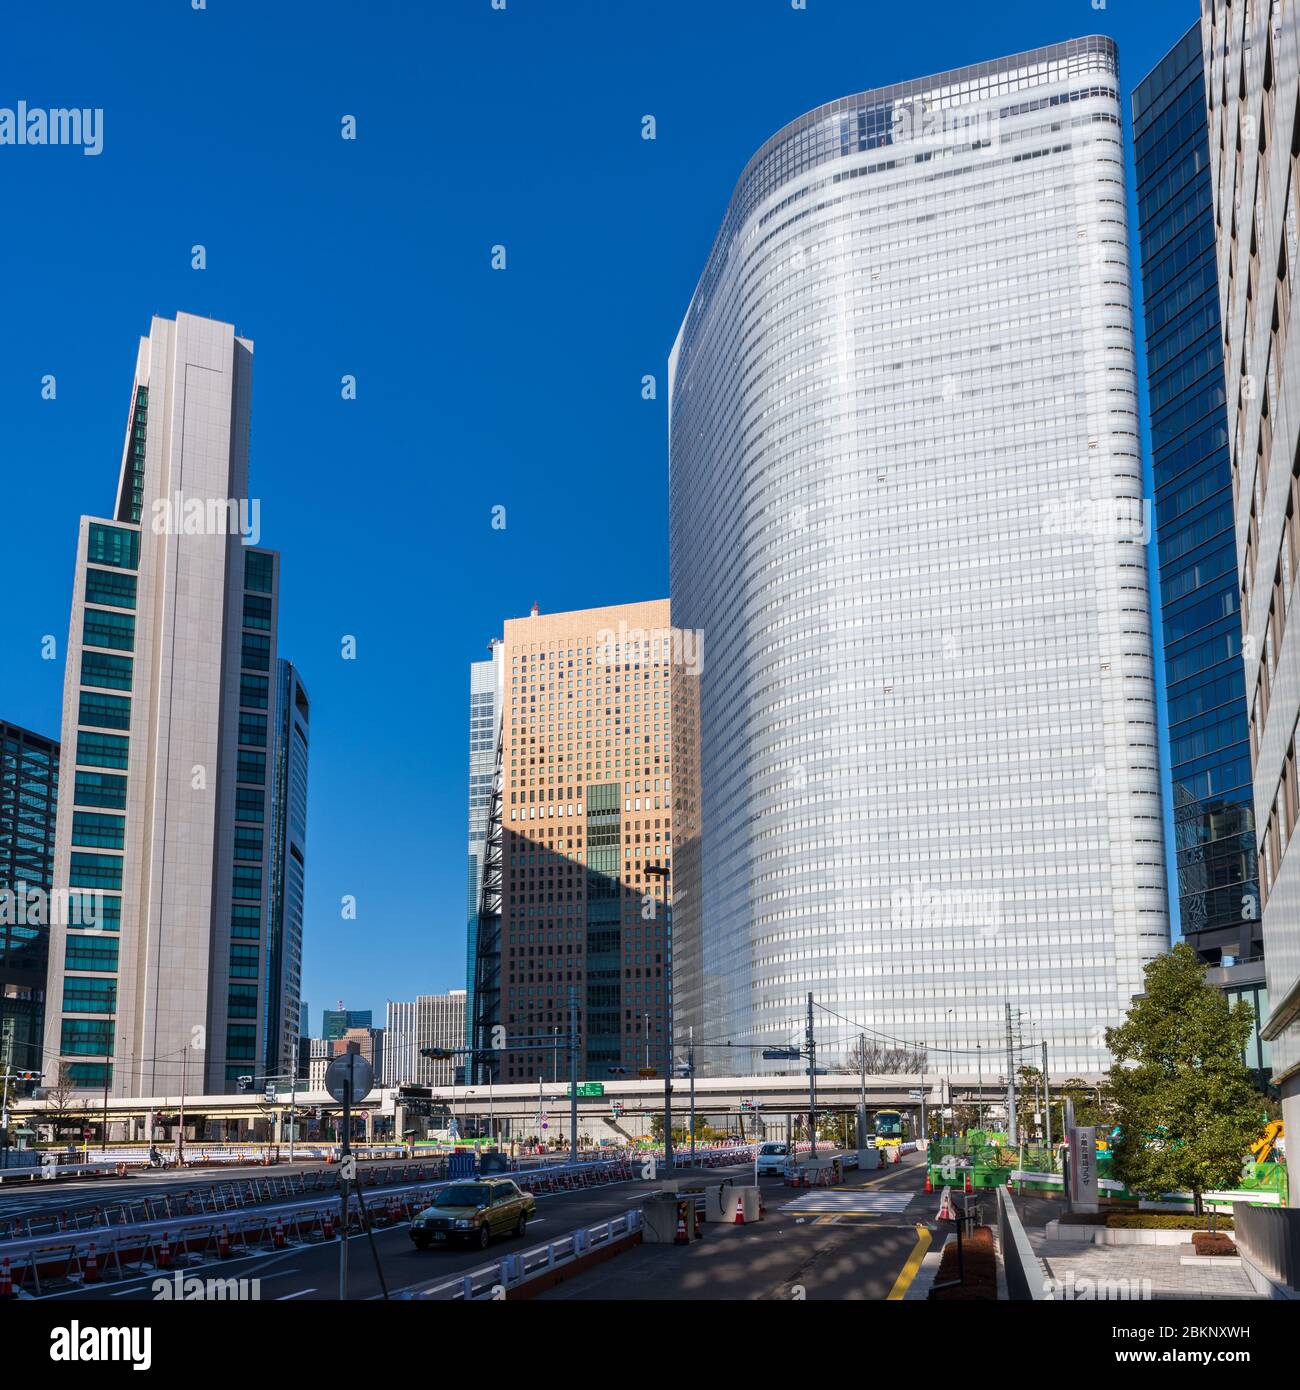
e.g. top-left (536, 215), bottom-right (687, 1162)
top-left (668, 38), bottom-right (1168, 1074)
top-left (43, 312), bottom-right (298, 1096)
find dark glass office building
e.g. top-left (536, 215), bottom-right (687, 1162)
top-left (1134, 26), bottom-right (1264, 1056)
top-left (1, 721), bottom-right (59, 1088)
top-left (322, 1008), bottom-right (371, 1042)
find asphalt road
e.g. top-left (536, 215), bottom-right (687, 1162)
top-left (20, 1153), bottom-right (932, 1303)
top-left (537, 1152), bottom-right (935, 1301)
top-left (21, 1165), bottom-right (728, 1302)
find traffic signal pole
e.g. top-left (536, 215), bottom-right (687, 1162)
top-left (807, 992), bottom-right (817, 1159)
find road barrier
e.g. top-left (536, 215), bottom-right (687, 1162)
top-left (0, 1148), bottom-right (753, 1293)
top-left (996, 1185), bottom-right (1050, 1301)
top-left (400, 1209), bottom-right (644, 1300)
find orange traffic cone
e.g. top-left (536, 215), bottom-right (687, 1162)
top-left (217, 1226), bottom-right (231, 1258)
top-left (0, 1257), bottom-right (15, 1300)
top-left (924, 1171), bottom-right (933, 1194)
top-left (272, 1216), bottom-right (286, 1249)
top-left (964, 1172), bottom-right (973, 1195)
top-left (322, 1211), bottom-right (335, 1239)
top-left (674, 1202), bottom-right (690, 1245)
top-left (734, 1199), bottom-right (746, 1225)
top-left (157, 1232), bottom-right (173, 1269)
top-left (84, 1243), bottom-right (100, 1284)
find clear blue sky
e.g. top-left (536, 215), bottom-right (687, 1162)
top-left (0, 0), bottom-right (1196, 1032)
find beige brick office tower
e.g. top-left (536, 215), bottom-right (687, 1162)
top-left (489, 600), bottom-right (677, 1084)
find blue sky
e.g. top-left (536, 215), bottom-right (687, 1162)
top-left (0, 0), bottom-right (1198, 1032)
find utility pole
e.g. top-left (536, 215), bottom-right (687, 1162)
top-left (688, 1026), bottom-right (696, 1160)
top-left (178, 1046), bottom-right (187, 1166)
top-left (568, 988), bottom-right (578, 1164)
top-left (289, 1038), bottom-right (298, 1164)
top-left (101, 1013), bottom-right (115, 1154)
top-left (856, 1031), bottom-right (868, 1150)
top-left (806, 992), bottom-right (817, 1159)
top-left (1005, 1003), bottom-right (1017, 1147)
top-left (1042, 1040), bottom-right (1052, 1155)
top-left (976, 1042), bottom-right (983, 1131)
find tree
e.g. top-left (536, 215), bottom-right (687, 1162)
top-left (1105, 945), bottom-right (1263, 1215)
top-left (840, 1037), bottom-right (928, 1075)
top-left (37, 1062), bottom-right (80, 1142)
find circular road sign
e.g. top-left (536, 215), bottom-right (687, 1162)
top-left (325, 1053), bottom-right (374, 1105)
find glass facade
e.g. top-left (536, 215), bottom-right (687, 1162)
top-left (669, 38), bottom-right (1168, 1074)
top-left (1134, 23), bottom-right (1259, 963)
top-left (0, 721), bottom-right (59, 1087)
top-left (263, 658), bottom-right (309, 1078)
top-left (466, 640), bottom-right (503, 1045)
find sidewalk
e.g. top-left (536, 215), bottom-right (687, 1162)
top-left (1014, 1193), bottom-right (1260, 1301)
top-left (535, 1155), bottom-right (932, 1301)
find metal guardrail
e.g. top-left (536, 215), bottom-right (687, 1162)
top-left (1233, 1200), bottom-right (1300, 1292)
top-left (400, 1209), bottom-right (643, 1300)
top-left (996, 1185), bottom-right (1049, 1301)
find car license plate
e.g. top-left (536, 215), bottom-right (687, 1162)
top-left (433, 1232), bottom-right (446, 1241)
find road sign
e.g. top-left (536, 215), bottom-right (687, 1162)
top-left (637, 1068), bottom-right (658, 1078)
top-left (325, 1053), bottom-right (374, 1105)
top-left (762, 1048), bottom-right (800, 1060)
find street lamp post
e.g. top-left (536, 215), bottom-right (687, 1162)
top-left (945, 1008), bottom-right (954, 1140)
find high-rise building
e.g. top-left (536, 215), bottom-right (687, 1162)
top-left (41, 311), bottom-right (295, 1096)
top-left (333, 1025), bottom-right (383, 1086)
top-left (322, 1007), bottom-right (372, 1041)
top-left (474, 601), bottom-right (677, 1083)
top-left (264, 659), bottom-right (310, 1082)
top-left (1133, 24), bottom-right (1267, 1077)
top-left (1202, 0), bottom-right (1300, 1160)
top-left (668, 38), bottom-right (1169, 1075)
top-left (384, 989), bottom-right (467, 1085)
top-left (1, 722), bottom-right (59, 1087)
top-left (307, 1036), bottom-right (331, 1092)
top-left (466, 641), bottom-right (504, 1044)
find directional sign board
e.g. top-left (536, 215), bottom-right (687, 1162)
top-left (325, 1053), bottom-right (374, 1106)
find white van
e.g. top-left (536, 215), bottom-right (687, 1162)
top-left (756, 1141), bottom-right (790, 1175)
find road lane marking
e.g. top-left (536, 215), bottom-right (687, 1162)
top-left (886, 1224), bottom-right (933, 1301)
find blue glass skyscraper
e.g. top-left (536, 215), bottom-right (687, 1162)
top-left (1134, 27), bottom-right (1263, 1029)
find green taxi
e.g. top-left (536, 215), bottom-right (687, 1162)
top-left (410, 1177), bottom-right (537, 1251)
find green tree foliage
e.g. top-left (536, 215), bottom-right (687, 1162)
top-left (1105, 945), bottom-right (1263, 1214)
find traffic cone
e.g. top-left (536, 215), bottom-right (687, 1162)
top-left (924, 1171), bottom-right (933, 1194)
top-left (964, 1172), bottom-right (973, 1195)
top-left (217, 1226), bottom-right (231, 1259)
top-left (674, 1202), bottom-right (690, 1245)
top-left (734, 1199), bottom-right (746, 1225)
top-left (0, 1258), bottom-right (15, 1300)
top-left (84, 1243), bottom-right (100, 1284)
top-left (157, 1233), bottom-right (173, 1270)
top-left (322, 1211), bottom-right (335, 1240)
top-left (272, 1216), bottom-right (286, 1249)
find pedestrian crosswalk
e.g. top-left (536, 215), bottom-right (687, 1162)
top-left (781, 1190), bottom-right (914, 1216)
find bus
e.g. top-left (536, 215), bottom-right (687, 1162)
top-left (873, 1109), bottom-right (905, 1147)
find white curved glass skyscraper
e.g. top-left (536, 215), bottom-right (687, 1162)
top-left (668, 38), bottom-right (1169, 1075)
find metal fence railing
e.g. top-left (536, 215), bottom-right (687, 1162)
top-left (1233, 1200), bottom-right (1300, 1292)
